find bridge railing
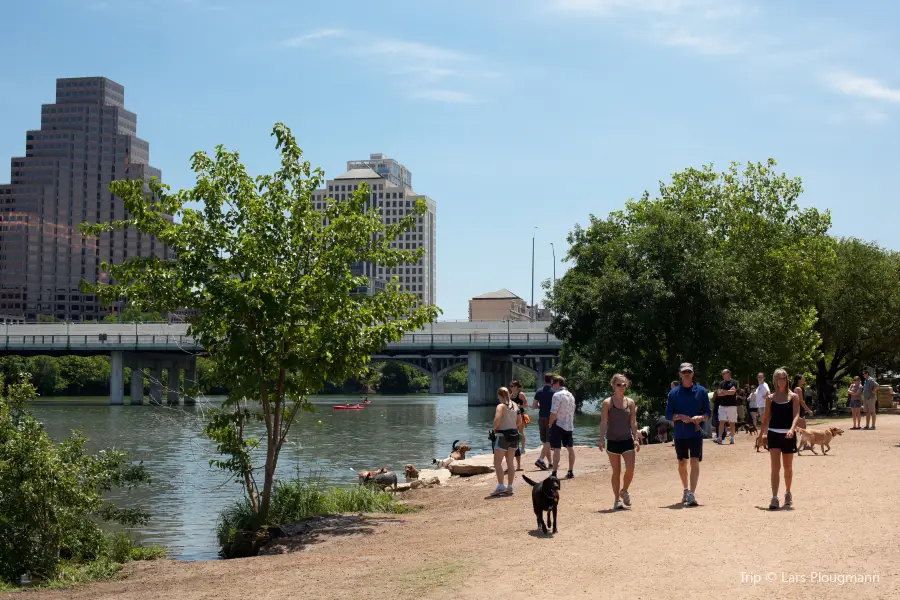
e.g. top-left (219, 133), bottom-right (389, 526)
top-left (0, 334), bottom-right (202, 351)
top-left (0, 331), bottom-right (561, 352)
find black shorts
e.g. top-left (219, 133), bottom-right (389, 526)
top-left (605, 438), bottom-right (635, 455)
top-left (767, 431), bottom-right (797, 454)
top-left (550, 424), bottom-right (573, 449)
top-left (674, 437), bottom-right (703, 461)
top-left (538, 417), bottom-right (550, 443)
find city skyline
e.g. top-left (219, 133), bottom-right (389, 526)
top-left (2, 1), bottom-right (900, 319)
top-left (0, 76), bottom-right (170, 321)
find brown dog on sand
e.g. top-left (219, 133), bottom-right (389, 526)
top-left (404, 464), bottom-right (419, 481)
top-left (449, 440), bottom-right (471, 461)
top-left (755, 433), bottom-right (768, 452)
top-left (796, 427), bottom-right (843, 456)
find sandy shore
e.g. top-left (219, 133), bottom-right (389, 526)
top-left (10, 415), bottom-right (900, 600)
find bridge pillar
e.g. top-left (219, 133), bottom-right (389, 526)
top-left (468, 351), bottom-right (512, 406)
top-left (110, 351), bottom-right (125, 406)
top-left (183, 358), bottom-right (197, 405)
top-left (167, 366), bottom-right (181, 406)
top-left (429, 373), bottom-right (445, 394)
top-left (149, 364), bottom-right (163, 405)
top-left (130, 361), bottom-right (144, 406)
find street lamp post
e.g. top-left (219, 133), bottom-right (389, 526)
top-left (531, 226), bottom-right (537, 321)
top-left (550, 242), bottom-right (556, 288)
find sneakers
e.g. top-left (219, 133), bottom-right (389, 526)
top-left (871, 426), bottom-right (876, 430)
top-left (682, 488), bottom-right (690, 504)
top-left (490, 484), bottom-right (507, 497)
top-left (714, 437), bottom-right (723, 445)
top-left (506, 487), bottom-right (514, 496)
top-left (535, 459), bottom-right (548, 470)
top-left (621, 490), bottom-right (632, 507)
top-left (863, 426), bottom-right (870, 430)
top-left (614, 499), bottom-right (625, 510)
top-left (730, 436), bottom-right (735, 445)
top-left (784, 491), bottom-right (793, 507)
top-left (685, 491), bottom-right (698, 506)
top-left (566, 471), bottom-right (574, 480)
top-left (769, 496), bottom-right (780, 510)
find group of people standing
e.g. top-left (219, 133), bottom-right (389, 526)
top-left (847, 369), bottom-right (881, 430)
top-left (490, 374), bottom-right (576, 497)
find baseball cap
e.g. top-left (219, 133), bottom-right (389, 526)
top-left (679, 362), bottom-right (694, 373)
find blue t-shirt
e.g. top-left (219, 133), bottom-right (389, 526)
top-left (665, 384), bottom-right (711, 440)
top-left (534, 385), bottom-right (555, 418)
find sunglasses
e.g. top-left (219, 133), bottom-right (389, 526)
top-left (615, 382), bottom-right (627, 388)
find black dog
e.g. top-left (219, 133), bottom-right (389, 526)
top-left (522, 474), bottom-right (560, 535)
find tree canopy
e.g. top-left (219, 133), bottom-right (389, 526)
top-left (547, 160), bottom-right (832, 415)
top-left (81, 123), bottom-right (439, 527)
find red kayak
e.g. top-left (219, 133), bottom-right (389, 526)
top-left (333, 405), bottom-right (365, 410)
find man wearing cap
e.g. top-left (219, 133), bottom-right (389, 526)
top-left (665, 362), bottom-right (711, 507)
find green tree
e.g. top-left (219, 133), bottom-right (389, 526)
top-left (26, 356), bottom-right (66, 396)
top-left (547, 161), bottom-right (830, 418)
top-left (811, 237), bottom-right (900, 410)
top-left (378, 362), bottom-right (413, 394)
top-left (81, 124), bottom-right (439, 529)
top-left (102, 308), bottom-right (164, 323)
top-left (0, 376), bottom-right (150, 583)
top-left (444, 364), bottom-right (467, 393)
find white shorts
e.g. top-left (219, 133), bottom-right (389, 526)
top-left (718, 405), bottom-right (738, 423)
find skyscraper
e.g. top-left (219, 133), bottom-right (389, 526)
top-left (312, 153), bottom-right (436, 306)
top-left (0, 77), bottom-right (170, 321)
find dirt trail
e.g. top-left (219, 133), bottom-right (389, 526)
top-left (11, 416), bottom-right (900, 600)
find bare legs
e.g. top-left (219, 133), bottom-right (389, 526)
top-left (678, 459), bottom-right (689, 490)
top-left (769, 449), bottom-right (782, 497)
top-left (783, 452), bottom-right (793, 493)
top-left (689, 457), bottom-right (699, 491)
top-left (505, 448), bottom-right (516, 486)
top-left (608, 452), bottom-right (622, 500)
top-left (622, 450), bottom-right (635, 492)
top-left (493, 450), bottom-right (505, 486)
top-left (851, 407), bottom-right (860, 428)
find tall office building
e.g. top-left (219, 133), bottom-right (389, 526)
top-left (312, 153), bottom-right (436, 306)
top-left (0, 76), bottom-right (170, 321)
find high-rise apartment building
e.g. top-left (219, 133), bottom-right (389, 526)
top-left (312, 154), bottom-right (436, 306)
top-left (0, 76), bottom-right (170, 321)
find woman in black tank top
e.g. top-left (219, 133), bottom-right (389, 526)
top-left (760, 368), bottom-right (800, 510)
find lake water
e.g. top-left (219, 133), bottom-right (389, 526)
top-left (33, 395), bottom-right (602, 560)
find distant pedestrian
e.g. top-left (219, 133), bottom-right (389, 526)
top-left (848, 376), bottom-right (863, 429)
top-left (599, 374), bottom-right (640, 509)
top-left (790, 374), bottom-right (814, 450)
top-left (510, 380), bottom-right (528, 472)
top-left (716, 369), bottom-right (738, 445)
top-left (760, 368), bottom-right (799, 510)
top-left (548, 375), bottom-right (576, 479)
top-left (751, 373), bottom-right (770, 426)
top-left (665, 362), bottom-right (710, 507)
top-left (532, 373), bottom-right (555, 470)
top-left (491, 387), bottom-right (522, 497)
top-left (862, 369), bottom-right (879, 430)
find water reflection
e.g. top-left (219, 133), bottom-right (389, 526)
top-left (32, 395), bottom-right (601, 560)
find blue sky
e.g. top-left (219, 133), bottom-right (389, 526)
top-left (2, 0), bottom-right (899, 319)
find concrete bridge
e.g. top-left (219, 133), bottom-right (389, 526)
top-left (0, 321), bottom-right (561, 406)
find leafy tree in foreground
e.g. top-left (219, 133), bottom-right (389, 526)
top-left (547, 161), bottom-right (831, 417)
top-left (81, 124), bottom-right (439, 526)
top-left (0, 376), bottom-right (150, 583)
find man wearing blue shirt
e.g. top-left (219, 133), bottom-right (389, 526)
top-left (665, 362), bottom-right (711, 507)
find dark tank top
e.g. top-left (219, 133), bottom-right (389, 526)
top-left (770, 393), bottom-right (794, 431)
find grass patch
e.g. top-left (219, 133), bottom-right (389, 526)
top-left (217, 477), bottom-right (409, 558)
top-left (2, 533), bottom-right (166, 593)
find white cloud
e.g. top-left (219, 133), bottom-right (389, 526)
top-left (279, 28), bottom-right (345, 48)
top-left (279, 30), bottom-right (493, 103)
top-left (659, 29), bottom-right (744, 55)
top-left (411, 90), bottom-right (477, 104)
top-left (823, 70), bottom-right (900, 103)
top-left (551, 0), bottom-right (746, 18)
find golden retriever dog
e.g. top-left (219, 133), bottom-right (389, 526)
top-left (755, 433), bottom-right (768, 452)
top-left (355, 467), bottom-right (388, 482)
top-left (449, 440), bottom-right (471, 461)
top-left (796, 427), bottom-right (843, 455)
top-left (404, 464), bottom-right (419, 481)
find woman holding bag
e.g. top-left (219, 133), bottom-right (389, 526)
top-left (491, 386), bottom-right (523, 497)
